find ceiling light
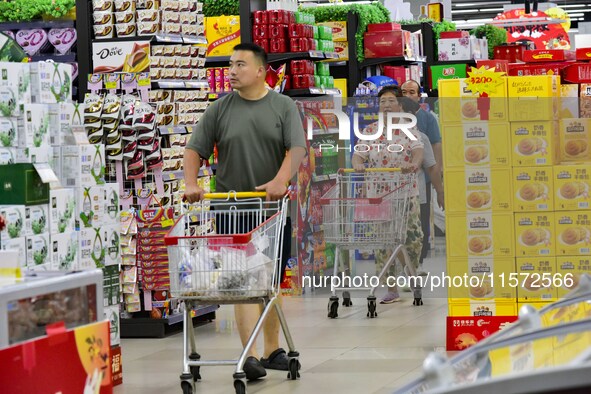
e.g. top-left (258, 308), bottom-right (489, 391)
top-left (570, 13), bottom-right (585, 17)
top-left (451, 9), bottom-right (479, 14)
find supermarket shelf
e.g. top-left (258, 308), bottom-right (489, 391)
top-left (208, 91), bottom-right (232, 100)
top-left (158, 125), bottom-right (192, 135)
top-left (312, 173), bottom-right (337, 182)
top-left (152, 80), bottom-right (209, 89)
top-left (433, 59), bottom-right (478, 66)
top-left (0, 20), bottom-right (74, 31)
top-left (30, 53), bottom-right (76, 63)
top-left (205, 51), bottom-right (338, 65)
top-left (359, 56), bottom-right (427, 68)
top-left (92, 34), bottom-right (206, 45)
top-left (283, 87), bottom-right (341, 97)
top-left (121, 305), bottom-right (218, 338)
top-left (162, 167), bottom-right (212, 181)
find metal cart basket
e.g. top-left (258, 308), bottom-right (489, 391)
top-left (320, 168), bottom-right (423, 319)
top-left (165, 192), bottom-right (300, 394)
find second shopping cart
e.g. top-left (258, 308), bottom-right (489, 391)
top-left (321, 168), bottom-right (424, 319)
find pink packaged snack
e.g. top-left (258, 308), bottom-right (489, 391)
top-left (16, 29), bottom-right (50, 56)
top-left (48, 28), bottom-right (77, 55)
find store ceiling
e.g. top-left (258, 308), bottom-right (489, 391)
top-left (451, 0), bottom-right (591, 29)
top-left (301, 0), bottom-right (591, 30)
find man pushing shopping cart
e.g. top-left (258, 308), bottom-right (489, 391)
top-left (180, 43), bottom-right (307, 394)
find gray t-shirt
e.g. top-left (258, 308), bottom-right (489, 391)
top-left (418, 131), bottom-right (436, 205)
top-left (186, 90), bottom-right (307, 193)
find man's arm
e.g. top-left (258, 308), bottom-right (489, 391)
top-left (256, 146), bottom-right (307, 200)
top-left (427, 164), bottom-right (444, 209)
top-left (183, 148), bottom-right (206, 203)
top-left (428, 113), bottom-right (443, 174)
top-left (432, 142), bottom-right (443, 174)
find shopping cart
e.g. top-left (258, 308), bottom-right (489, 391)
top-left (165, 192), bottom-right (300, 394)
top-left (320, 168), bottom-right (423, 319)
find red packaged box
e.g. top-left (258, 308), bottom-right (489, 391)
top-left (252, 24), bottom-right (268, 39)
top-left (289, 24), bottom-right (307, 38)
top-left (290, 37), bottom-right (309, 52)
top-left (562, 62), bottom-right (591, 83)
top-left (308, 38), bottom-right (316, 50)
top-left (576, 48), bottom-right (591, 61)
top-left (383, 66), bottom-right (407, 85)
top-left (269, 24), bottom-right (288, 39)
top-left (291, 60), bottom-right (314, 75)
top-left (367, 22), bottom-right (401, 32)
top-left (523, 49), bottom-right (576, 62)
top-left (440, 31), bottom-right (469, 39)
top-left (508, 61), bottom-right (571, 77)
top-left (0, 321), bottom-right (113, 394)
top-left (364, 30), bottom-right (404, 59)
top-left (292, 74), bottom-right (314, 89)
top-left (111, 346), bottom-right (123, 386)
top-left (206, 68), bottom-right (215, 91)
top-left (476, 59), bottom-right (509, 73)
top-left (287, 11), bottom-right (295, 25)
top-left (254, 38), bottom-right (269, 53)
top-left (253, 10), bottom-right (267, 25)
top-left (268, 9), bottom-right (289, 24)
top-left (446, 316), bottom-right (518, 351)
top-left (214, 67), bottom-right (223, 92)
top-left (307, 25), bottom-right (314, 38)
top-left (494, 44), bottom-right (527, 63)
top-left (270, 38), bottom-right (287, 53)
top-left (223, 67), bottom-right (231, 91)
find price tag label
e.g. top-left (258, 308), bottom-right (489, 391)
top-left (466, 66), bottom-right (505, 96)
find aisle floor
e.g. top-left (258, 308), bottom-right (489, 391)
top-left (115, 239), bottom-right (448, 394)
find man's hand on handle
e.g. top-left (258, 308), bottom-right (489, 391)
top-left (256, 178), bottom-right (287, 201)
top-left (184, 184), bottom-right (206, 203)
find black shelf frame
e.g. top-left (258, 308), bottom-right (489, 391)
top-left (0, 20), bottom-right (74, 30)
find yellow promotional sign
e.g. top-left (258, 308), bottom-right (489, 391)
top-left (466, 66), bottom-right (506, 97)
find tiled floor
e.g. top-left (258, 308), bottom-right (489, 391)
top-left (115, 239), bottom-right (448, 394)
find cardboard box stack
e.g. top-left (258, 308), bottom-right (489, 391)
top-left (0, 61), bottom-right (122, 351)
top-left (442, 71), bottom-right (591, 350)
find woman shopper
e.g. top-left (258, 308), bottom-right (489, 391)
top-left (351, 85), bottom-right (424, 304)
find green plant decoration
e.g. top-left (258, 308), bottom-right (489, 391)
top-left (203, 0), bottom-right (240, 17)
top-left (0, 0), bottom-right (75, 22)
top-left (302, 2), bottom-right (390, 62)
top-left (471, 24), bottom-right (507, 60)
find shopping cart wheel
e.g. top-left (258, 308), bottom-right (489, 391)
top-left (287, 357), bottom-right (301, 380)
top-left (189, 353), bottom-right (201, 381)
top-left (367, 296), bottom-right (377, 318)
top-left (342, 292), bottom-right (353, 307)
top-left (327, 296), bottom-right (339, 318)
top-left (181, 381), bottom-right (193, 394)
top-left (413, 297), bottom-right (423, 306)
top-left (233, 379), bottom-right (247, 394)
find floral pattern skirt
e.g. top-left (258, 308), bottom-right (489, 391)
top-left (374, 196), bottom-right (423, 277)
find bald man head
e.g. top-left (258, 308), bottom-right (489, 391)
top-left (401, 80), bottom-right (421, 103)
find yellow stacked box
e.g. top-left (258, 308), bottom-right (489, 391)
top-left (513, 167), bottom-right (554, 212)
top-left (507, 75), bottom-right (561, 122)
top-left (440, 77), bottom-right (516, 317)
top-left (439, 78), bottom-right (508, 124)
top-left (510, 121), bottom-right (560, 167)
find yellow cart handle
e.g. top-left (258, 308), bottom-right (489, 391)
top-left (342, 168), bottom-right (401, 173)
top-left (203, 191), bottom-right (267, 199)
